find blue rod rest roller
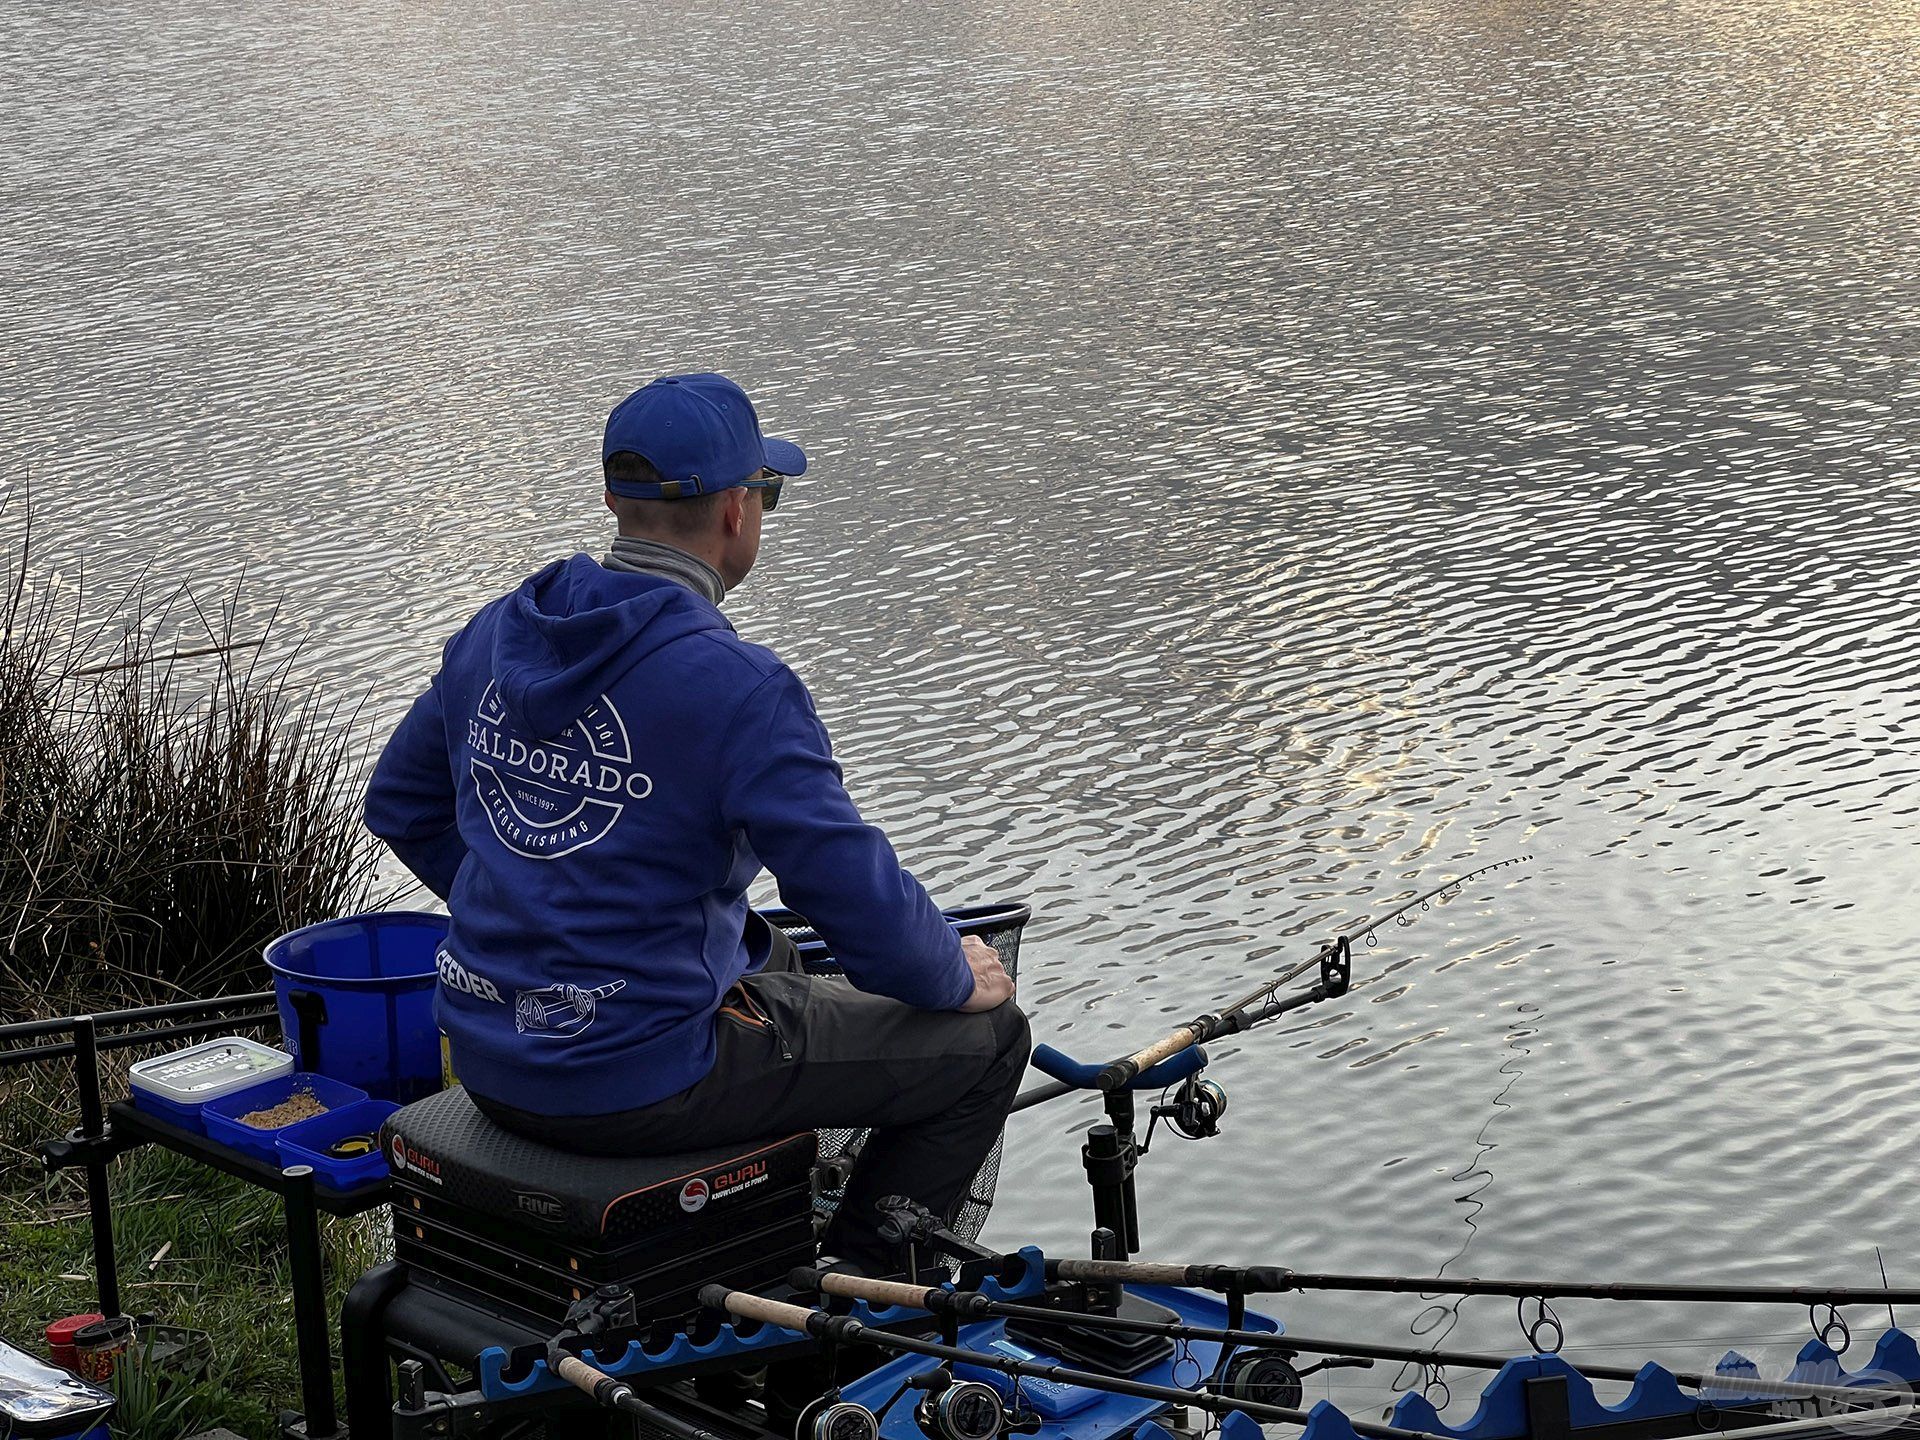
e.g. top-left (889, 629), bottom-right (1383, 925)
top-left (1030, 1042), bottom-right (1209, 1091)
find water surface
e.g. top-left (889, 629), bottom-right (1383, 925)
top-left (5, 0), bottom-right (1919, 1413)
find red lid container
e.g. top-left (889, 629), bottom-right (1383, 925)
top-left (44, 1312), bottom-right (103, 1368)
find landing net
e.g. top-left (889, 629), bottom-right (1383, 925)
top-left (770, 904), bottom-right (1029, 1245)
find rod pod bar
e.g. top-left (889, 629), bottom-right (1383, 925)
top-left (1049, 1258), bottom-right (1920, 1308)
top-left (699, 1286), bottom-right (1438, 1440)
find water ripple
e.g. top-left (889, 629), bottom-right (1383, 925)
top-left (4, 0), bottom-right (1919, 1408)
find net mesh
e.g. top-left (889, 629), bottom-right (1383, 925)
top-left (769, 909), bottom-right (1027, 1245)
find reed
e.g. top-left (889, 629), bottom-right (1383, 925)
top-left (0, 496), bottom-right (385, 1014)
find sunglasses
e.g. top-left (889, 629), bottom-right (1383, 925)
top-left (740, 474), bottom-right (784, 511)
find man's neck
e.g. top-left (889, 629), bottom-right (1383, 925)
top-left (601, 534), bottom-right (726, 605)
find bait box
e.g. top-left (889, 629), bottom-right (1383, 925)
top-left (127, 1037), bottom-right (293, 1134)
top-left (202, 1073), bottom-right (368, 1163)
top-left (276, 1099), bottom-right (399, 1190)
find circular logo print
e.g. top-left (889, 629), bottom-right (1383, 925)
top-left (679, 1178), bottom-right (710, 1213)
top-left (468, 684), bottom-right (653, 860)
top-left (390, 1134), bottom-right (407, 1170)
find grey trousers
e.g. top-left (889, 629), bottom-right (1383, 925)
top-left (473, 933), bottom-right (1031, 1272)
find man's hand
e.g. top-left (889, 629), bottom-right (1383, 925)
top-left (958, 935), bottom-right (1016, 1013)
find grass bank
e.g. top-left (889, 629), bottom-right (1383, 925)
top-left (2, 498), bottom-right (391, 1437)
top-left (3, 1066), bottom-right (388, 1440)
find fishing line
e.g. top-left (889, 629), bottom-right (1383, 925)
top-left (1391, 999), bottom-right (1544, 1396)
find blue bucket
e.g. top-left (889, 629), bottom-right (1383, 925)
top-left (265, 912), bottom-right (447, 1103)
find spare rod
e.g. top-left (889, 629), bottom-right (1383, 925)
top-left (1047, 1258), bottom-right (1920, 1308)
top-left (794, 1272), bottom-right (1906, 1410)
top-left (806, 1274), bottom-right (1904, 1413)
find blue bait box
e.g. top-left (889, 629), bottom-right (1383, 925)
top-left (202, 1073), bottom-right (368, 1163)
top-left (275, 1099), bottom-right (399, 1191)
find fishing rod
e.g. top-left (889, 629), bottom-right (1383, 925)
top-left (794, 1272), bottom-right (1911, 1411)
top-left (1095, 858), bottom-right (1529, 1093)
top-left (544, 1351), bottom-right (730, 1440)
top-left (696, 1285), bottom-right (1436, 1440)
top-left (539, 1286), bottom-right (734, 1440)
top-left (1050, 1258), bottom-right (1920, 1310)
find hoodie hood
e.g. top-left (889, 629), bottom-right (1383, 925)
top-left (493, 554), bottom-right (731, 738)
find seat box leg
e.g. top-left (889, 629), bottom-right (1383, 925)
top-left (342, 1260), bottom-right (410, 1438)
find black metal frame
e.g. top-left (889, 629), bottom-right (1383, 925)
top-left (2, 993), bottom-right (367, 1440)
top-left (1081, 1090), bottom-right (1144, 1262)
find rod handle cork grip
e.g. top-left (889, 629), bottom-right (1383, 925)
top-left (699, 1285), bottom-right (822, 1335)
top-left (1097, 1026), bottom-right (1199, 1091)
top-left (552, 1353), bottom-right (616, 1400)
top-left (1053, 1258), bottom-right (1192, 1286)
top-left (816, 1272), bottom-right (942, 1311)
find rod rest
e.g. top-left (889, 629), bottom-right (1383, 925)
top-left (1029, 1044), bottom-right (1209, 1092)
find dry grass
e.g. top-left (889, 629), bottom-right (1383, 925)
top-left (2, 488), bottom-right (395, 1437)
top-left (0, 492), bottom-right (386, 1011)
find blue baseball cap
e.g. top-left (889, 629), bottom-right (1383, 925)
top-left (601, 373), bottom-right (808, 499)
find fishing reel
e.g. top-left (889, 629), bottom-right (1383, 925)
top-left (913, 1373), bottom-right (1007, 1440)
top-left (1169, 1077), bottom-right (1228, 1139)
top-left (1217, 1348), bottom-right (1373, 1407)
top-left (798, 1397), bottom-right (884, 1440)
top-left (1220, 1352), bottom-right (1303, 1409)
top-left (864, 1367), bottom-right (1013, 1440)
top-left (1144, 1075), bottom-right (1228, 1150)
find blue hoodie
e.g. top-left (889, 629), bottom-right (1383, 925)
top-left (364, 554), bottom-right (971, 1116)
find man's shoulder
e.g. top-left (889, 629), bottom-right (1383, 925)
top-left (671, 627), bottom-right (795, 695)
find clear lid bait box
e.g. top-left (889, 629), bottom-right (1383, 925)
top-left (127, 1036), bottom-right (293, 1134)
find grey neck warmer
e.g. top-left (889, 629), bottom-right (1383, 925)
top-left (602, 535), bottom-right (726, 606)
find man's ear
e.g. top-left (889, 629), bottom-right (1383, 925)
top-left (604, 488), bottom-right (616, 515)
top-left (722, 488), bottom-right (748, 537)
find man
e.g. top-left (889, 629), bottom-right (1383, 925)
top-left (364, 373), bottom-right (1028, 1273)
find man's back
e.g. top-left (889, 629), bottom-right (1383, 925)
top-left (365, 371), bottom-right (1024, 1274)
top-left (366, 551), bottom-right (966, 1117)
